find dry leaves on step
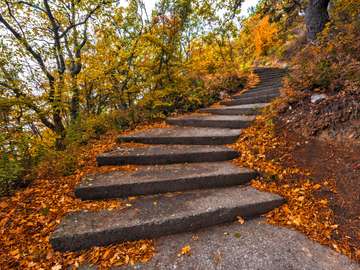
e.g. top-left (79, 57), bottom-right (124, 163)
top-left (237, 216), bottom-right (245, 225)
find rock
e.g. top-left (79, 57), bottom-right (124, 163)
top-left (311, 94), bottom-right (327, 104)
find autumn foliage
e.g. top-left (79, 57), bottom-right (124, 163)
top-left (279, 0), bottom-right (360, 138)
top-left (0, 0), bottom-right (359, 269)
top-left (0, 0), bottom-right (248, 194)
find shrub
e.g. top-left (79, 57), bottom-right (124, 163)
top-left (0, 133), bottom-right (33, 195)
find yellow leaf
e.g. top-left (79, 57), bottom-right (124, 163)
top-left (0, 201), bottom-right (9, 208)
top-left (297, 196), bottom-right (305, 202)
top-left (51, 265), bottom-right (62, 270)
top-left (237, 216), bottom-right (245, 225)
top-left (319, 199), bottom-right (328, 205)
top-left (178, 245), bottom-right (191, 257)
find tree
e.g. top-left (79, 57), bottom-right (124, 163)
top-left (1, 0), bottom-right (245, 152)
top-left (305, 0), bottom-right (331, 40)
top-left (256, 0), bottom-right (331, 40)
top-left (0, 0), bottom-right (112, 149)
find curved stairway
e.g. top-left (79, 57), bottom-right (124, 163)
top-left (51, 67), bottom-right (287, 252)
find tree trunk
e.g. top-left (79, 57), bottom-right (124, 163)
top-left (70, 75), bottom-right (80, 121)
top-left (51, 76), bottom-right (66, 150)
top-left (305, 0), bottom-right (331, 41)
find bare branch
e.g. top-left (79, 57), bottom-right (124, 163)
top-left (43, 0), bottom-right (66, 73)
top-left (59, 1), bottom-right (109, 39)
top-left (0, 13), bottom-right (55, 83)
top-left (16, 1), bottom-right (47, 13)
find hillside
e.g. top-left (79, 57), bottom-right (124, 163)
top-left (0, 0), bottom-right (359, 269)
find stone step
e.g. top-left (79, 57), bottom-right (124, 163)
top-left (254, 68), bottom-right (287, 74)
top-left (258, 76), bottom-right (285, 81)
top-left (253, 81), bottom-right (284, 88)
top-left (257, 75), bottom-right (286, 81)
top-left (252, 81), bottom-right (283, 89)
top-left (258, 73), bottom-right (286, 79)
top-left (200, 103), bottom-right (269, 115)
top-left (118, 127), bottom-right (241, 145)
top-left (97, 145), bottom-right (239, 166)
top-left (245, 82), bottom-right (283, 93)
top-left (221, 93), bottom-right (280, 106)
top-left (167, 115), bottom-right (256, 129)
top-left (259, 77), bottom-right (285, 83)
top-left (233, 87), bottom-right (280, 100)
top-left (234, 88), bottom-right (280, 99)
top-left (51, 186), bottom-right (285, 251)
top-left (75, 162), bottom-right (258, 200)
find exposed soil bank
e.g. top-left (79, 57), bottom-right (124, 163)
top-left (274, 116), bottom-right (360, 260)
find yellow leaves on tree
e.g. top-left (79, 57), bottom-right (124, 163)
top-left (252, 16), bottom-right (279, 58)
top-left (235, 15), bottom-right (280, 64)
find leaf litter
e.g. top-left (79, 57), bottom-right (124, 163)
top-left (231, 100), bottom-right (358, 261)
top-left (0, 123), bottom-right (168, 269)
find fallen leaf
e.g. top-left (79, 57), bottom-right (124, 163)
top-left (178, 245), bottom-right (191, 257)
top-left (191, 235), bottom-right (199, 241)
top-left (0, 201), bottom-right (8, 208)
top-left (237, 216), bottom-right (245, 225)
top-left (51, 264), bottom-right (62, 270)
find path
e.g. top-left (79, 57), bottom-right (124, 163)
top-left (116, 220), bottom-right (357, 270)
top-left (50, 68), bottom-right (359, 269)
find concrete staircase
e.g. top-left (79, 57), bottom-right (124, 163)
top-left (50, 67), bottom-right (287, 252)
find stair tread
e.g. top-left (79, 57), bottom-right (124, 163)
top-left (200, 103), bottom-right (268, 115)
top-left (243, 82), bottom-right (283, 92)
top-left (221, 93), bottom-right (280, 106)
top-left (168, 114), bottom-right (256, 121)
top-left (51, 186), bottom-right (285, 251)
top-left (234, 89), bottom-right (280, 99)
top-left (97, 145), bottom-right (239, 166)
top-left (205, 103), bottom-right (269, 110)
top-left (118, 127), bottom-right (241, 145)
top-left (76, 162), bottom-right (257, 199)
top-left (167, 114), bottom-right (256, 129)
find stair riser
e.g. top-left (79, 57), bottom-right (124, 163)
top-left (200, 108), bottom-right (261, 115)
top-left (235, 89), bottom-right (280, 99)
top-left (249, 82), bottom-right (283, 90)
top-left (242, 82), bottom-right (283, 92)
top-left (97, 151), bottom-right (239, 166)
top-left (258, 74), bottom-right (285, 80)
top-left (51, 199), bottom-right (285, 252)
top-left (255, 70), bottom-right (286, 75)
top-left (166, 119), bottom-right (252, 129)
top-left (118, 135), bottom-right (240, 145)
top-left (75, 172), bottom-right (258, 200)
top-left (221, 95), bottom-right (279, 106)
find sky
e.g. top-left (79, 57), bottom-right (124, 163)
top-left (143, 0), bottom-right (260, 17)
top-left (240, 0), bottom-right (260, 16)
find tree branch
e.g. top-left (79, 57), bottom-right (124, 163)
top-left (59, 1), bottom-right (108, 39)
top-left (0, 13), bottom-right (55, 83)
top-left (16, 1), bottom-right (47, 13)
